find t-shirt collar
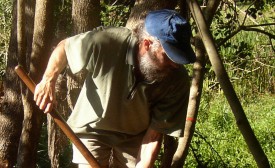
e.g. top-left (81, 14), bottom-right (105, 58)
top-left (126, 33), bottom-right (138, 66)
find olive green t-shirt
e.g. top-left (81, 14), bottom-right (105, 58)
top-left (65, 26), bottom-right (190, 137)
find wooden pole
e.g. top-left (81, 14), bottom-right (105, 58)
top-left (15, 65), bottom-right (101, 168)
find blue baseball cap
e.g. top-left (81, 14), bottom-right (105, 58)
top-left (145, 9), bottom-right (196, 64)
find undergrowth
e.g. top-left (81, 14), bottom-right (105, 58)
top-left (184, 92), bottom-right (275, 167)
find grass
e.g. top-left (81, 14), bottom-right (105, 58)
top-left (184, 92), bottom-right (275, 167)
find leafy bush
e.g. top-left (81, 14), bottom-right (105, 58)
top-left (100, 1), bottom-right (130, 27)
top-left (185, 93), bottom-right (275, 167)
top-left (207, 0), bottom-right (275, 96)
top-left (0, 0), bottom-right (12, 80)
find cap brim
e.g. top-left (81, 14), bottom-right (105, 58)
top-left (160, 39), bottom-right (196, 64)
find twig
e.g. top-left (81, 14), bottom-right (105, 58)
top-left (195, 130), bottom-right (227, 167)
top-left (241, 27), bottom-right (275, 39)
top-left (245, 23), bottom-right (275, 28)
top-left (218, 26), bottom-right (275, 47)
top-left (217, 27), bottom-right (241, 47)
top-left (255, 60), bottom-right (275, 68)
top-left (269, 38), bottom-right (275, 52)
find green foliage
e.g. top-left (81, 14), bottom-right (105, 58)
top-left (207, 0), bottom-right (275, 96)
top-left (37, 122), bottom-right (51, 168)
top-left (184, 93), bottom-right (275, 167)
top-left (37, 121), bottom-right (76, 168)
top-left (100, 1), bottom-right (130, 27)
top-left (0, 0), bottom-right (12, 80)
top-left (54, 0), bottom-right (72, 36)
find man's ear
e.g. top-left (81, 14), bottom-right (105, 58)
top-left (143, 39), bottom-right (151, 51)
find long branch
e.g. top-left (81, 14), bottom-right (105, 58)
top-left (218, 26), bottom-right (275, 47)
top-left (245, 23), bottom-right (275, 28)
top-left (242, 27), bottom-right (275, 39)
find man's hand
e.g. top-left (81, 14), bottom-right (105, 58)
top-left (136, 128), bottom-right (163, 168)
top-left (33, 39), bottom-right (68, 113)
top-left (34, 78), bottom-right (56, 113)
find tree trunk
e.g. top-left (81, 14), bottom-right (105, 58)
top-left (16, 0), bottom-right (55, 167)
top-left (47, 75), bottom-right (71, 168)
top-left (47, 1), bottom-right (101, 167)
top-left (72, 0), bottom-right (101, 34)
top-left (188, 0), bottom-right (270, 167)
top-left (171, 0), bottom-right (221, 166)
top-left (0, 1), bottom-right (24, 167)
top-left (46, 2), bottom-right (71, 168)
top-left (171, 35), bottom-right (206, 167)
top-left (17, 0), bottom-right (26, 67)
top-left (161, 135), bottom-right (178, 168)
top-left (125, 0), bottom-right (178, 29)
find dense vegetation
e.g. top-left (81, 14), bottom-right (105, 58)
top-left (0, 0), bottom-right (274, 167)
top-left (0, 0), bottom-right (12, 80)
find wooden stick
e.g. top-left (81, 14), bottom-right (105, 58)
top-left (15, 65), bottom-right (101, 168)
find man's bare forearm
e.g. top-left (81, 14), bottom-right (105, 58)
top-left (43, 39), bottom-right (68, 82)
top-left (136, 128), bottom-right (163, 168)
top-left (34, 39), bottom-right (68, 113)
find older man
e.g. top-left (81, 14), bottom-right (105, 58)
top-left (34, 9), bottom-right (196, 168)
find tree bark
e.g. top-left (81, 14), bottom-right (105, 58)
top-left (16, 0), bottom-right (55, 167)
top-left (47, 75), bottom-right (71, 168)
top-left (45, 2), bottom-right (71, 168)
top-left (171, 0), bottom-right (221, 166)
top-left (187, 0), bottom-right (270, 167)
top-left (161, 135), bottom-right (178, 168)
top-left (72, 0), bottom-right (101, 34)
top-left (17, 0), bottom-right (26, 67)
top-left (46, 1), bottom-right (101, 167)
top-left (171, 35), bottom-right (206, 167)
top-left (0, 1), bottom-right (24, 167)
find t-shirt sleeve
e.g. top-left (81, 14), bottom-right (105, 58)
top-left (149, 75), bottom-right (190, 137)
top-left (64, 27), bottom-right (105, 74)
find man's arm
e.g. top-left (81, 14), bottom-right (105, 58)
top-left (136, 128), bottom-right (163, 168)
top-left (34, 39), bottom-right (68, 113)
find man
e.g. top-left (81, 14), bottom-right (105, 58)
top-left (34, 9), bottom-right (196, 168)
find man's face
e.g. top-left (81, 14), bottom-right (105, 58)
top-left (139, 46), bottom-right (180, 82)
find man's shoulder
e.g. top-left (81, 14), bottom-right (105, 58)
top-left (84, 26), bottom-right (132, 46)
top-left (92, 26), bottom-right (132, 38)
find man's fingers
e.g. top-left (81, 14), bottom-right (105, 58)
top-left (35, 93), bottom-right (43, 107)
top-left (33, 82), bottom-right (55, 113)
top-left (44, 102), bottom-right (53, 113)
top-left (34, 85), bottom-right (44, 105)
top-left (34, 84), bottom-right (41, 102)
top-left (39, 95), bottom-right (49, 111)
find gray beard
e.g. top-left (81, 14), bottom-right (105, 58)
top-left (139, 51), bottom-right (170, 82)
